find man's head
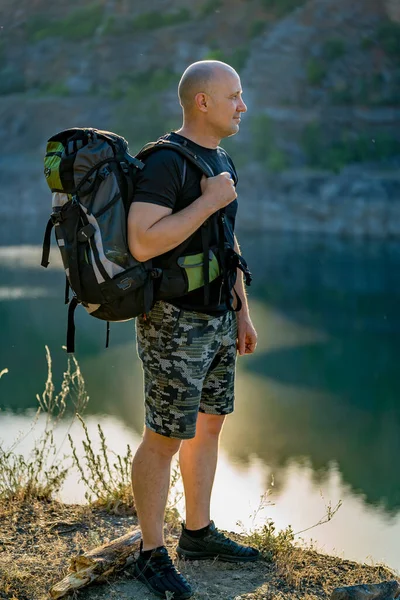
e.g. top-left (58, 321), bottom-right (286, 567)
top-left (178, 60), bottom-right (247, 140)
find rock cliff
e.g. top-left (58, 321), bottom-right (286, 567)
top-left (0, 0), bottom-right (399, 240)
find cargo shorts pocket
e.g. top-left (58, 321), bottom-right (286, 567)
top-left (145, 301), bottom-right (182, 351)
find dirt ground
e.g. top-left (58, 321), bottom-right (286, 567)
top-left (0, 499), bottom-right (396, 600)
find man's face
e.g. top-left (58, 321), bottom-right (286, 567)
top-left (205, 70), bottom-right (247, 139)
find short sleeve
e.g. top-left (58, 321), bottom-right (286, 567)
top-left (132, 149), bottom-right (184, 210)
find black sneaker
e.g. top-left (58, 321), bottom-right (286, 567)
top-left (177, 521), bottom-right (260, 563)
top-left (134, 544), bottom-right (193, 599)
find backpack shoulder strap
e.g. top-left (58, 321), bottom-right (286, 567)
top-left (136, 139), bottom-right (218, 306)
top-left (136, 139), bottom-right (214, 179)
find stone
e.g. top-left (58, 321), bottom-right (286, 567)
top-left (320, 180), bottom-right (343, 203)
top-left (331, 580), bottom-right (400, 600)
top-left (349, 180), bottom-right (388, 203)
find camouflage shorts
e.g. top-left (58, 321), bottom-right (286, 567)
top-left (135, 301), bottom-right (237, 439)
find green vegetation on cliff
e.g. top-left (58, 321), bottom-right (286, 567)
top-left (1, 0), bottom-right (399, 172)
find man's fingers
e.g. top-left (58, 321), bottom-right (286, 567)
top-left (237, 335), bottom-right (246, 356)
top-left (243, 333), bottom-right (257, 355)
top-left (237, 326), bottom-right (258, 356)
top-left (245, 341), bottom-right (257, 354)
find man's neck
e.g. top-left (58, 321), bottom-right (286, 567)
top-left (174, 126), bottom-right (220, 150)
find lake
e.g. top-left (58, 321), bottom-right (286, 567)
top-left (1, 232), bottom-right (400, 573)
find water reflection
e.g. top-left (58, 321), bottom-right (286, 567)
top-left (223, 234), bottom-right (400, 513)
top-left (0, 286), bottom-right (51, 300)
top-left (1, 235), bottom-right (400, 566)
top-left (2, 409), bottom-right (400, 571)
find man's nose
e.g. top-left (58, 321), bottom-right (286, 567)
top-left (238, 99), bottom-right (247, 113)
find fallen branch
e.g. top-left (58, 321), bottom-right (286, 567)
top-left (50, 527), bottom-right (141, 599)
top-left (331, 580), bottom-right (400, 600)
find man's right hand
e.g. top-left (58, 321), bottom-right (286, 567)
top-left (200, 173), bottom-right (237, 211)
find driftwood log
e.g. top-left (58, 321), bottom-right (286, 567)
top-left (50, 527), bottom-right (141, 599)
top-left (331, 581), bottom-right (400, 600)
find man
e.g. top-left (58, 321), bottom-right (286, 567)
top-left (127, 60), bottom-right (258, 600)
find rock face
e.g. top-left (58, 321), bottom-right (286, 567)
top-left (331, 580), bottom-right (400, 600)
top-left (0, 0), bottom-right (399, 239)
top-left (244, 0), bottom-right (385, 107)
top-left (237, 165), bottom-right (400, 238)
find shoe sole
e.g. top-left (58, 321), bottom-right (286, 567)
top-left (134, 565), bottom-right (193, 599)
top-left (176, 547), bottom-right (260, 563)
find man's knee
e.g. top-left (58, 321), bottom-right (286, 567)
top-left (142, 427), bottom-right (182, 458)
top-left (196, 413), bottom-right (226, 438)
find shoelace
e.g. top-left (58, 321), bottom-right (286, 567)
top-left (209, 529), bottom-right (239, 549)
top-left (151, 551), bottom-right (176, 576)
top-left (137, 550), bottom-right (176, 578)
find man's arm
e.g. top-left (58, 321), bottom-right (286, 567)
top-left (128, 173), bottom-right (237, 262)
top-left (234, 235), bottom-right (258, 355)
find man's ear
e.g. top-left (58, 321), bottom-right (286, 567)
top-left (195, 92), bottom-right (208, 112)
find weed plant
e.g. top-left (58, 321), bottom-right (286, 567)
top-left (241, 491), bottom-right (342, 563)
top-left (302, 122), bottom-right (400, 170)
top-left (110, 68), bottom-right (177, 101)
top-left (0, 347), bottom-right (88, 502)
top-left (247, 20), bottom-right (268, 40)
top-left (250, 114), bottom-right (289, 172)
top-left (246, 519), bottom-right (295, 561)
top-left (0, 347), bottom-right (179, 517)
top-left (323, 38), bottom-right (345, 61)
top-left (26, 4), bottom-right (104, 42)
top-left (377, 20), bottom-right (400, 63)
top-left (69, 416), bottom-right (134, 513)
top-left (306, 58), bottom-right (326, 86)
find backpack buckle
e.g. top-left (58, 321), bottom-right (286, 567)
top-left (50, 211), bottom-right (63, 224)
top-left (150, 268), bottom-right (162, 279)
top-left (120, 161), bottom-right (129, 174)
top-left (98, 166), bottom-right (111, 181)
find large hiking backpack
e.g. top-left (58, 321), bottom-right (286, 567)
top-left (42, 128), bottom-right (248, 352)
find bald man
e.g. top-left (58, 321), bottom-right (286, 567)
top-left (128, 61), bottom-right (259, 599)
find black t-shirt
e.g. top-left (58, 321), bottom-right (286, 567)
top-left (131, 132), bottom-right (238, 315)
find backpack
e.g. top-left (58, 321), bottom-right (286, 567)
top-left (41, 128), bottom-right (251, 353)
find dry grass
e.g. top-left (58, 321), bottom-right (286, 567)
top-left (0, 497), bottom-right (396, 600)
top-left (0, 347), bottom-right (88, 504)
top-left (0, 499), bottom-right (137, 600)
top-left (69, 416), bottom-right (135, 514)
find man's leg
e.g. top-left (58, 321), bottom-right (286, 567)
top-left (132, 427), bottom-right (181, 550)
top-left (176, 312), bottom-right (259, 562)
top-left (179, 413), bottom-right (225, 530)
